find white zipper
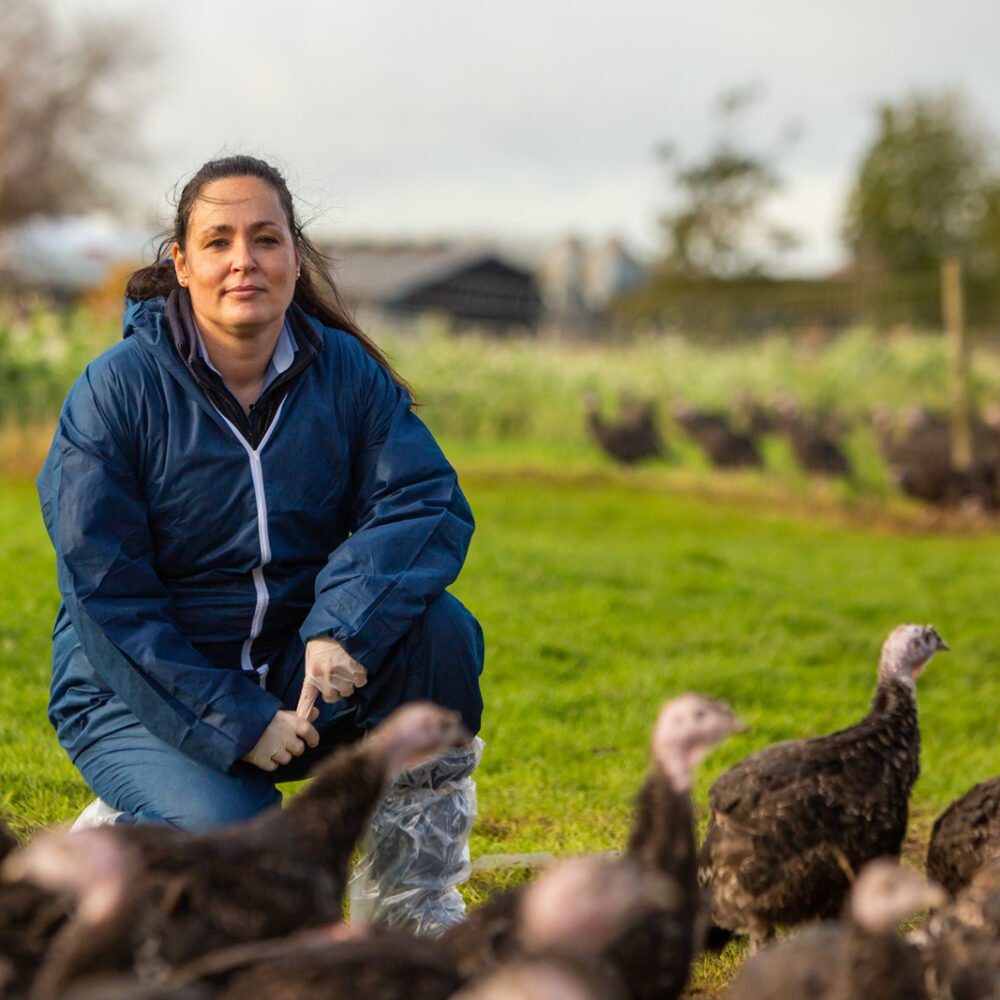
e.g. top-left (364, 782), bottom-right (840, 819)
top-left (212, 399), bottom-right (286, 688)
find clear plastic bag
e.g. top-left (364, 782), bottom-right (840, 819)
top-left (349, 736), bottom-right (484, 935)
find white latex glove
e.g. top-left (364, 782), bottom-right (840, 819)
top-left (296, 636), bottom-right (368, 719)
top-left (241, 709), bottom-right (320, 772)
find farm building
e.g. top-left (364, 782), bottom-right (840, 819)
top-left (325, 241), bottom-right (544, 331)
top-left (537, 236), bottom-right (647, 318)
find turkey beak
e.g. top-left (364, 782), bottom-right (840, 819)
top-left (925, 625), bottom-right (948, 652)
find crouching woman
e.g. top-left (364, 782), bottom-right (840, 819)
top-left (37, 155), bottom-right (484, 936)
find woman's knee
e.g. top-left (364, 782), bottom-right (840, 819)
top-left (354, 593), bottom-right (484, 734)
top-left (400, 593), bottom-right (485, 732)
top-left (420, 592), bottom-right (485, 676)
top-left (77, 738), bottom-right (282, 832)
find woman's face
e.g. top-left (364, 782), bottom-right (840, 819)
top-left (172, 175), bottom-right (300, 346)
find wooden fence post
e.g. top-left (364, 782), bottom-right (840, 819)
top-left (942, 258), bottom-right (972, 470)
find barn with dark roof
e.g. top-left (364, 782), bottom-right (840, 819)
top-left (326, 242), bottom-right (544, 330)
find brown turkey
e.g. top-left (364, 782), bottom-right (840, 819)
top-left (672, 403), bottom-right (762, 469)
top-left (449, 952), bottom-right (626, 1000)
top-left (871, 405), bottom-right (1000, 509)
top-left (0, 872), bottom-right (70, 999)
top-left (0, 812), bottom-right (76, 1000)
top-left (3, 702), bottom-right (470, 994)
top-left (583, 392), bottom-right (664, 466)
top-left (698, 623), bottom-right (947, 950)
top-left (724, 859), bottom-right (946, 1000)
top-left (442, 693), bottom-right (744, 1000)
top-left (920, 856), bottom-right (1000, 1000)
top-left (772, 397), bottom-right (852, 478)
top-left (2, 828), bottom-right (167, 1000)
top-left (926, 774), bottom-right (1000, 896)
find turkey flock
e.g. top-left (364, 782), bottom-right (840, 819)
top-left (585, 391), bottom-right (1000, 510)
top-left (5, 625), bottom-right (1000, 998)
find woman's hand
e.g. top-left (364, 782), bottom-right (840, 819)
top-left (296, 637), bottom-right (369, 719)
top-left (241, 709), bottom-right (320, 771)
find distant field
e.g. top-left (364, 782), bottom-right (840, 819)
top-left (5, 305), bottom-right (1000, 495)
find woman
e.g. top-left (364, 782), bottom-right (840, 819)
top-left (37, 155), bottom-right (484, 935)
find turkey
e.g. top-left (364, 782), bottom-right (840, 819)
top-left (920, 856), bottom-right (1000, 1000)
top-left (442, 693), bottom-right (744, 1000)
top-left (872, 405), bottom-right (1000, 509)
top-left (773, 397), bottom-right (852, 478)
top-left (3, 702), bottom-right (470, 990)
top-left (44, 924), bottom-right (463, 1000)
top-left (49, 861), bottom-right (662, 1000)
top-left (0, 876), bottom-right (70, 999)
top-left (672, 403), bottom-right (761, 469)
top-left (613, 693), bottom-right (745, 998)
top-left (2, 828), bottom-right (167, 1000)
top-left (499, 853), bottom-right (681, 1000)
top-left (698, 623), bottom-right (948, 950)
top-left (927, 774), bottom-right (1000, 895)
top-left (0, 813), bottom-right (74, 1000)
top-left (583, 391), bottom-right (664, 466)
top-left (724, 859), bottom-right (946, 1000)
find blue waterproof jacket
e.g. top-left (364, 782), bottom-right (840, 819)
top-left (38, 294), bottom-right (474, 773)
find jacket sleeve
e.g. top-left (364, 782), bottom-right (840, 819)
top-left (38, 365), bottom-right (282, 773)
top-left (298, 349), bottom-right (474, 670)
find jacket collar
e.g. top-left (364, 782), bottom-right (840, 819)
top-left (129, 291), bottom-right (324, 447)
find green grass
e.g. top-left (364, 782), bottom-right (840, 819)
top-left (4, 463), bottom-right (999, 995)
top-left (0, 478), bottom-right (85, 830)
top-left (6, 312), bottom-right (1000, 994)
top-left (6, 340), bottom-right (1000, 998)
top-left (6, 463), bottom-right (998, 852)
top-left (451, 464), bottom-right (1000, 848)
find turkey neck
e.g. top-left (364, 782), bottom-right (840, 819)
top-left (625, 767), bottom-right (697, 908)
top-left (835, 921), bottom-right (928, 1000)
top-left (269, 744), bottom-right (389, 861)
top-left (859, 678), bottom-right (921, 786)
top-left (621, 772), bottom-right (699, 1000)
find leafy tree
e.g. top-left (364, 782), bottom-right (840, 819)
top-left (657, 85), bottom-right (799, 279)
top-left (0, 0), bottom-right (148, 226)
top-left (842, 90), bottom-right (1000, 278)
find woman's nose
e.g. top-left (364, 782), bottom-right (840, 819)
top-left (230, 238), bottom-right (256, 272)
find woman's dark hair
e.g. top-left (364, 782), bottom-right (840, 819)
top-left (125, 155), bottom-right (409, 392)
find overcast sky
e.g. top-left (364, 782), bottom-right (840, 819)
top-left (64, 0), bottom-right (1000, 273)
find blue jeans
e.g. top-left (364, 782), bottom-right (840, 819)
top-left (72, 593), bottom-right (484, 832)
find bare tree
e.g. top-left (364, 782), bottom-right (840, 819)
top-left (0, 0), bottom-right (148, 226)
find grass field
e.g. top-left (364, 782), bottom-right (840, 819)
top-left (5, 459), bottom-right (999, 841)
top-left (3, 316), bottom-right (1000, 995)
top-left (4, 459), bottom-right (1000, 994)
